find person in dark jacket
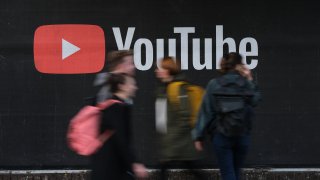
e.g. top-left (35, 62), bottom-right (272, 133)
top-left (91, 73), bottom-right (148, 180)
top-left (155, 57), bottom-right (205, 180)
top-left (192, 52), bottom-right (261, 180)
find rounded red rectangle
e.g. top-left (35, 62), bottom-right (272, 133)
top-left (34, 24), bottom-right (105, 74)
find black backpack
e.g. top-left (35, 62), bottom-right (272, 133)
top-left (212, 75), bottom-right (254, 137)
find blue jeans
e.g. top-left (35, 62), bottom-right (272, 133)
top-left (213, 133), bottom-right (250, 180)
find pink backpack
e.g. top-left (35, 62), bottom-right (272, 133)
top-left (67, 99), bottom-right (121, 156)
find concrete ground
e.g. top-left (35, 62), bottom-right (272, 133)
top-left (1, 169), bottom-right (320, 179)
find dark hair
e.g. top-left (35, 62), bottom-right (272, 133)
top-left (108, 73), bottom-right (128, 93)
top-left (220, 52), bottom-right (243, 73)
top-left (107, 50), bottom-right (133, 71)
top-left (159, 56), bottom-right (181, 75)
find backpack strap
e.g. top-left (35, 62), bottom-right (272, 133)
top-left (167, 81), bottom-right (187, 105)
top-left (96, 99), bottom-right (122, 143)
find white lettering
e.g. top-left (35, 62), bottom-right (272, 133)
top-left (113, 27), bottom-right (135, 50)
top-left (168, 39), bottom-right (176, 58)
top-left (156, 39), bottom-right (164, 68)
top-left (174, 27), bottom-right (195, 70)
top-left (216, 25), bottom-right (236, 69)
top-left (112, 26), bottom-right (259, 71)
top-left (133, 39), bottom-right (154, 71)
top-left (239, 38), bottom-right (258, 69)
top-left (193, 38), bottom-right (213, 70)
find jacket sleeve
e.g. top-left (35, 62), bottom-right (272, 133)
top-left (192, 80), bottom-right (217, 141)
top-left (247, 80), bottom-right (261, 107)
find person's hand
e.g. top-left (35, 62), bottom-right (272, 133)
top-left (236, 64), bottom-right (253, 81)
top-left (132, 163), bottom-right (148, 179)
top-left (194, 141), bottom-right (204, 151)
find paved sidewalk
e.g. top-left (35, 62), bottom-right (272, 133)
top-left (1, 168), bottom-right (320, 179)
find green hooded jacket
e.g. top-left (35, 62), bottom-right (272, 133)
top-left (155, 74), bottom-right (200, 161)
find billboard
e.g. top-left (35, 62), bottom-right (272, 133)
top-left (0, 0), bottom-right (319, 167)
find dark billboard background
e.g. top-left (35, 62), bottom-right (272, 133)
top-left (0, 0), bottom-right (319, 168)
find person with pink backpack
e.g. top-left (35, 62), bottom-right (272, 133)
top-left (67, 50), bottom-right (147, 179)
top-left (88, 73), bottom-right (148, 180)
top-left (68, 73), bottom-right (148, 179)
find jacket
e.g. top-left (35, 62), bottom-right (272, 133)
top-left (156, 74), bottom-right (200, 161)
top-left (192, 71), bottom-right (261, 140)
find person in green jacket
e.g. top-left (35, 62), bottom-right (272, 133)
top-left (155, 56), bottom-right (205, 180)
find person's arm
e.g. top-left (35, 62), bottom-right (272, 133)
top-left (247, 80), bottom-right (261, 107)
top-left (236, 64), bottom-right (261, 106)
top-left (192, 80), bottom-right (217, 142)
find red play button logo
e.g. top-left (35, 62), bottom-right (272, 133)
top-left (34, 24), bottom-right (105, 74)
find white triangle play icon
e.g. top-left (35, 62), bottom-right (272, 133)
top-left (62, 38), bottom-right (80, 60)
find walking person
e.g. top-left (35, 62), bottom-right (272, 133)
top-left (193, 52), bottom-right (261, 180)
top-left (155, 57), bottom-right (205, 180)
top-left (91, 73), bottom-right (148, 180)
top-left (93, 50), bottom-right (135, 104)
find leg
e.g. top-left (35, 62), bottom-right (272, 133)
top-left (91, 150), bottom-right (122, 180)
top-left (180, 160), bottom-right (206, 180)
top-left (160, 161), bottom-right (170, 180)
top-left (213, 133), bottom-right (236, 180)
top-left (233, 135), bottom-right (250, 180)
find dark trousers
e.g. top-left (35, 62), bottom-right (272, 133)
top-left (160, 160), bottom-right (206, 180)
top-left (213, 133), bottom-right (250, 180)
top-left (91, 140), bottom-right (134, 180)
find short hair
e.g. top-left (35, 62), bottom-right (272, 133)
top-left (108, 73), bottom-right (129, 93)
top-left (107, 50), bottom-right (133, 71)
top-left (220, 52), bottom-right (243, 73)
top-left (159, 56), bottom-right (181, 75)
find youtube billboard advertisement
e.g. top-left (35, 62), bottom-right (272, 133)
top-left (0, 0), bottom-right (319, 168)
